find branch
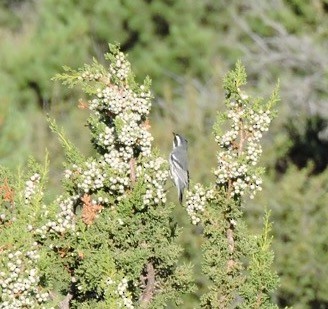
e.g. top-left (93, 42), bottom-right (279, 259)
top-left (227, 227), bottom-right (235, 254)
top-left (129, 157), bottom-right (136, 185)
top-left (140, 261), bottom-right (155, 306)
top-left (59, 292), bottom-right (73, 309)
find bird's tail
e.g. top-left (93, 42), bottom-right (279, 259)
top-left (178, 188), bottom-right (183, 204)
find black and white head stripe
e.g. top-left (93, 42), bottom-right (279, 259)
top-left (173, 132), bottom-right (188, 148)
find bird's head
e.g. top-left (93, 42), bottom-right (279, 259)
top-left (172, 132), bottom-right (188, 148)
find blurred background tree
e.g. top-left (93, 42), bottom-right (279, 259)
top-left (0, 0), bottom-right (328, 307)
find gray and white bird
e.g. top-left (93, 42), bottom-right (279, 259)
top-left (169, 133), bottom-right (189, 203)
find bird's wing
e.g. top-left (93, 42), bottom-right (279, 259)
top-left (171, 147), bottom-right (188, 169)
top-left (170, 148), bottom-right (189, 187)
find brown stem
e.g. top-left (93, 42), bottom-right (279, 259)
top-left (238, 117), bottom-right (245, 156)
top-left (140, 262), bottom-right (155, 306)
top-left (129, 157), bottom-right (136, 185)
top-left (227, 227), bottom-right (235, 253)
top-left (59, 292), bottom-right (73, 309)
top-left (227, 219), bottom-right (236, 274)
top-left (226, 178), bottom-right (233, 199)
top-left (255, 291), bottom-right (263, 308)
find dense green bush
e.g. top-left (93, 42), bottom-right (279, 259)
top-left (247, 165), bottom-right (328, 309)
top-left (0, 45), bottom-right (279, 308)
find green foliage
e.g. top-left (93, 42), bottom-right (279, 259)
top-left (0, 45), bottom-right (280, 308)
top-left (50, 45), bottom-right (195, 307)
top-left (239, 211), bottom-right (279, 308)
top-left (0, 2), bottom-right (328, 307)
top-left (7, 44), bottom-right (193, 308)
top-left (223, 60), bottom-right (247, 92)
top-left (0, 156), bottom-right (60, 308)
top-left (185, 62), bottom-right (280, 307)
top-left (47, 117), bottom-right (85, 165)
top-left (249, 165), bottom-right (328, 308)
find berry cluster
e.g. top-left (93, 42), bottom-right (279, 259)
top-left (77, 161), bottom-right (107, 193)
top-left (69, 48), bottom-right (165, 209)
top-left (109, 51), bottom-right (131, 81)
top-left (214, 90), bottom-right (273, 199)
top-left (35, 195), bottom-right (77, 238)
top-left (97, 126), bottom-right (115, 150)
top-left (185, 184), bottom-right (214, 225)
top-left (38, 48), bottom-right (169, 248)
top-left (24, 173), bottom-right (42, 204)
top-left (79, 71), bottom-right (102, 82)
top-left (0, 245), bottom-right (50, 308)
top-left (137, 157), bottom-right (169, 206)
top-left (117, 278), bottom-right (134, 309)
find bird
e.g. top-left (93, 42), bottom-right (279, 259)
top-left (169, 133), bottom-right (189, 203)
